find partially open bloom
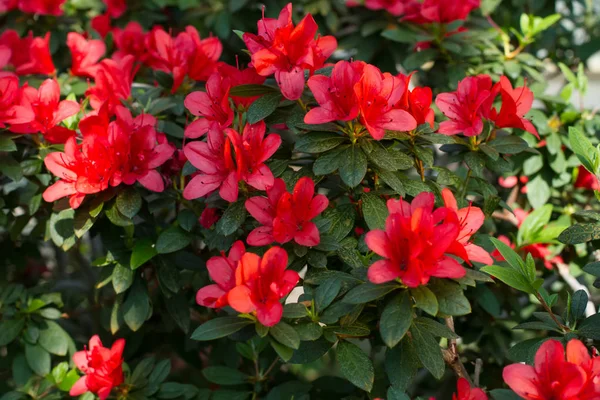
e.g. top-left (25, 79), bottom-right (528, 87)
top-left (453, 378), bottom-right (488, 400)
top-left (67, 32), bottom-right (105, 78)
top-left (503, 339), bottom-right (600, 399)
top-left (0, 30), bottom-right (55, 76)
top-left (365, 192), bottom-right (469, 287)
top-left (86, 55), bottom-right (137, 112)
top-left (18, 0), bottom-right (67, 16)
top-left (10, 79), bottom-right (80, 143)
top-left (70, 335), bottom-right (124, 400)
top-left (0, 73), bottom-right (35, 128)
top-left (112, 22), bottom-right (147, 63)
top-left (184, 72), bottom-right (233, 139)
top-left (227, 247), bottom-right (300, 326)
top-left (246, 177), bottom-right (329, 247)
top-left (575, 166), bottom-right (600, 190)
top-left (196, 241), bottom-right (245, 308)
top-left (243, 3), bottom-right (337, 100)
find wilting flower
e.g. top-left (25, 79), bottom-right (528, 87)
top-left (503, 339), bottom-right (600, 399)
top-left (86, 55), bottom-right (137, 112)
top-left (70, 335), bottom-right (125, 400)
top-left (575, 166), bottom-right (600, 190)
top-left (18, 0), bottom-right (67, 16)
top-left (67, 33), bottom-right (106, 78)
top-left (227, 246), bottom-right (300, 326)
top-left (453, 378), bottom-right (488, 400)
top-left (246, 177), bottom-right (329, 247)
top-left (0, 73), bottom-right (35, 128)
top-left (365, 192), bottom-right (469, 287)
top-left (112, 22), bottom-right (147, 63)
top-left (196, 241), bottom-right (245, 308)
top-left (10, 79), bottom-right (80, 143)
top-left (220, 63), bottom-right (266, 109)
top-left (0, 30), bottom-right (55, 76)
top-left (184, 72), bottom-right (233, 139)
top-left (243, 3), bottom-right (337, 100)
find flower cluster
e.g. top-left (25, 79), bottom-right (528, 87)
top-left (1, 0), bottom-right (66, 15)
top-left (0, 30), bottom-right (55, 75)
top-left (503, 339), bottom-right (600, 399)
top-left (197, 245), bottom-right (300, 327)
top-left (348, 0), bottom-right (480, 23)
top-left (365, 190), bottom-right (491, 287)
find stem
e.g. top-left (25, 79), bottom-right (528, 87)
top-left (474, 358), bottom-right (483, 387)
top-left (416, 158), bottom-right (425, 182)
top-left (535, 292), bottom-right (571, 332)
top-left (442, 317), bottom-right (474, 386)
top-left (261, 358), bottom-right (280, 380)
top-left (460, 169), bottom-right (472, 199)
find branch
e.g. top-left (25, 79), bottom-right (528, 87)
top-left (442, 317), bottom-right (473, 386)
top-left (556, 262), bottom-right (596, 317)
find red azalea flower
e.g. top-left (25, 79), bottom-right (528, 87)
top-left (111, 22), bottom-right (147, 63)
top-left (436, 74), bottom-right (492, 137)
top-left (103, 0), bottom-right (126, 18)
top-left (567, 339), bottom-right (600, 398)
top-left (86, 55), bottom-right (137, 112)
top-left (227, 246), bottom-right (300, 327)
top-left (185, 27), bottom-right (222, 82)
top-left (199, 207), bottom-right (220, 229)
top-left (403, 0), bottom-right (480, 24)
top-left (453, 378), bottom-right (488, 400)
top-left (246, 177), bottom-right (329, 247)
top-left (575, 166), bottom-right (600, 190)
top-left (0, 30), bottom-right (55, 76)
top-left (242, 3), bottom-right (337, 100)
top-left (365, 192), bottom-right (466, 287)
top-left (10, 79), bottom-right (79, 144)
top-left (395, 72), bottom-right (435, 127)
top-left (304, 60), bottom-right (366, 124)
top-left (18, 0), bottom-right (66, 16)
top-left (441, 188), bottom-right (492, 265)
top-left (70, 335), bottom-right (125, 400)
top-left (220, 63), bottom-right (266, 109)
top-left (492, 234), bottom-right (562, 270)
top-left (503, 339), bottom-right (598, 400)
top-left (0, 73), bottom-right (35, 128)
top-left (196, 240), bottom-right (245, 308)
top-left (91, 13), bottom-right (112, 38)
top-left (0, 0), bottom-right (18, 13)
top-left (184, 72), bottom-right (234, 139)
top-left (355, 0), bottom-right (406, 16)
top-left (67, 32), bottom-right (106, 78)
top-left (354, 64), bottom-right (417, 140)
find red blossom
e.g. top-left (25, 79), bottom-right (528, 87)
top-left (246, 177), bottom-right (329, 247)
top-left (86, 55), bottom-right (137, 112)
top-left (243, 3), bottom-right (337, 100)
top-left (91, 13), bottom-right (112, 38)
top-left (183, 72), bottom-right (233, 139)
top-left (0, 0), bottom-right (17, 13)
top-left (112, 22), bottom-right (147, 63)
top-left (348, 0), bottom-right (406, 16)
top-left (227, 246), bottom-right (299, 326)
top-left (453, 378), bottom-right (488, 400)
top-left (503, 339), bottom-right (600, 399)
top-left (575, 166), bottom-right (600, 190)
top-left (403, 0), bottom-right (480, 24)
top-left (70, 335), bottom-right (125, 400)
top-left (220, 63), bottom-right (266, 109)
top-left (365, 192), bottom-right (468, 287)
top-left (67, 32), bottom-right (106, 78)
top-left (10, 79), bottom-right (79, 143)
top-left (0, 73), bottom-right (35, 128)
top-left (486, 76), bottom-right (539, 138)
top-left (199, 207), bottom-right (220, 229)
top-left (0, 30), bottom-right (55, 76)
top-left (103, 0), bottom-right (126, 18)
top-left (395, 72), bottom-right (435, 127)
top-left (196, 240), bottom-right (245, 308)
top-left (18, 0), bottom-right (66, 15)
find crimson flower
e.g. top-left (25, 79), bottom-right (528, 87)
top-left (453, 378), bottom-right (488, 400)
top-left (0, 30), bottom-right (55, 76)
top-left (503, 339), bottom-right (600, 399)
top-left (91, 13), bottom-right (112, 38)
top-left (103, 0), bottom-right (126, 18)
top-left (67, 32), bottom-right (106, 78)
top-left (243, 3), bottom-right (337, 100)
top-left (575, 166), bottom-right (600, 190)
top-left (441, 188), bottom-right (492, 265)
top-left (403, 0), bottom-right (480, 24)
top-left (10, 79), bottom-right (80, 144)
top-left (227, 246), bottom-right (300, 327)
top-left (199, 207), bottom-right (220, 229)
top-left (220, 63), bottom-right (266, 109)
top-left (305, 60), bottom-right (365, 124)
top-left (196, 240), bottom-right (245, 308)
top-left (355, 64), bottom-right (418, 140)
top-left (395, 72), bottom-right (435, 128)
top-left (0, 73), bottom-right (35, 128)
top-left (0, 0), bottom-right (17, 13)
top-left (365, 192), bottom-right (467, 287)
top-left (18, 0), bottom-right (66, 15)
top-left (246, 177), bottom-right (329, 247)
top-left (347, 0), bottom-right (406, 15)
top-left (112, 22), bottom-right (147, 63)
top-left (70, 335), bottom-right (125, 400)
top-left (86, 55), bottom-right (137, 112)
top-left (184, 72), bottom-right (234, 139)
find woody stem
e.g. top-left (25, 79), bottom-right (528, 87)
top-left (262, 357), bottom-right (280, 379)
top-left (460, 169), bottom-right (472, 199)
top-left (442, 317), bottom-right (474, 386)
top-left (534, 292), bottom-right (570, 332)
top-left (416, 158), bottom-right (425, 182)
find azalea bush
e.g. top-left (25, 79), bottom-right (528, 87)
top-left (3, 0), bottom-right (600, 399)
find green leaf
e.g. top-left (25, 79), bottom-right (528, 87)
top-left (381, 27), bottom-right (418, 43)
top-left (480, 265), bottom-right (535, 294)
top-left (165, 292), bottom-right (190, 333)
top-left (558, 223), bottom-right (600, 245)
top-left (190, 317), bottom-right (253, 341)
top-left (295, 322), bottom-right (323, 341)
top-left (112, 264), bottom-right (134, 294)
top-left (50, 362), bottom-right (68, 384)
top-left (156, 226), bottom-right (191, 254)
top-left (568, 126), bottom-right (597, 174)
top-left (571, 290), bottom-right (588, 322)
top-left (403, 48), bottom-right (437, 70)
top-left (247, 93), bottom-right (282, 124)
top-left (315, 278), bottom-right (342, 312)
top-left (464, 152), bottom-right (486, 178)
top-left (577, 313), bottom-right (600, 340)
top-left (116, 188), bottom-right (142, 219)
top-left (0, 153), bottom-right (23, 182)
top-left (488, 135), bottom-right (530, 154)
top-left (229, 84), bottom-right (278, 97)
top-left (25, 343), bottom-right (51, 376)
top-left (131, 357), bottom-right (156, 385)
top-left (283, 303), bottom-right (308, 319)
top-left (413, 317), bottom-right (458, 339)
top-left (270, 339), bottom-right (294, 362)
top-left (489, 237), bottom-right (528, 277)
top-left (409, 324), bottom-right (444, 379)
top-left (0, 135), bottom-right (17, 152)
top-left (489, 389), bottom-right (523, 400)
top-left (343, 282), bottom-right (399, 304)
top-left (336, 340), bottom-right (374, 392)
top-left (583, 262), bottom-right (600, 277)
top-left (177, 209), bottom-right (197, 232)
top-left (202, 366), bottom-right (248, 385)
top-left (378, 170), bottom-right (406, 195)
top-left (366, 143), bottom-right (413, 171)
top-left (0, 319), bottom-right (25, 346)
top-left (526, 175), bottom-right (550, 209)
top-left (410, 286), bottom-right (438, 316)
top-left (38, 321), bottom-right (69, 356)
top-left (216, 200), bottom-right (247, 236)
top-left (385, 339), bottom-right (420, 390)
top-left (158, 121), bottom-right (184, 138)
top-left (149, 359), bottom-right (172, 384)
top-left (313, 145), bottom-right (348, 176)
top-left (362, 193), bottom-right (388, 230)
top-left (105, 202), bottom-right (133, 227)
top-left (339, 145), bottom-right (367, 188)
top-left (130, 238), bottom-right (157, 270)
top-left (518, 204), bottom-right (553, 245)
top-left (429, 280), bottom-right (471, 316)
top-left (270, 322), bottom-right (300, 350)
top-left (295, 132), bottom-right (346, 153)
top-left (123, 279), bottom-right (150, 332)
top-left (380, 291), bottom-right (413, 348)
top-left (57, 369), bottom-right (79, 391)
